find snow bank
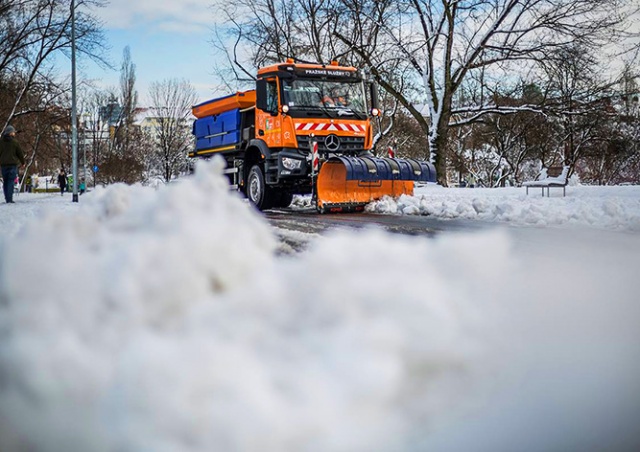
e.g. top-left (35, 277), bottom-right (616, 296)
top-left (1, 162), bottom-right (639, 451)
top-left (367, 185), bottom-right (640, 231)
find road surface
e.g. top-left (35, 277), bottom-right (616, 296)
top-left (266, 207), bottom-right (488, 235)
top-left (264, 207), bottom-right (491, 253)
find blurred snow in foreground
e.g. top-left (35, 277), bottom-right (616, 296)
top-left (0, 160), bottom-right (639, 451)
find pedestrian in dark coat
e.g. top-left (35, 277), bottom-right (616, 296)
top-left (0, 125), bottom-right (25, 204)
top-left (57, 169), bottom-right (67, 196)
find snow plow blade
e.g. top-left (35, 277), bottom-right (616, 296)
top-left (316, 156), bottom-right (436, 213)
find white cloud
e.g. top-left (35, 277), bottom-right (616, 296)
top-left (93, 0), bottom-right (220, 30)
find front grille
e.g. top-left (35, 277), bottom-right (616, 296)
top-left (296, 135), bottom-right (366, 154)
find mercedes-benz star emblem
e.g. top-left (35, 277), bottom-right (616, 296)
top-left (324, 134), bottom-right (340, 152)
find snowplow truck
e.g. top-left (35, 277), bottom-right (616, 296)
top-left (190, 60), bottom-right (436, 212)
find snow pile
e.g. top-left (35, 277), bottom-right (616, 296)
top-left (1, 163), bottom-right (639, 451)
top-left (0, 158), bottom-right (276, 449)
top-left (367, 185), bottom-right (640, 231)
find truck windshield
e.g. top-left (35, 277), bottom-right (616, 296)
top-left (282, 79), bottom-right (366, 116)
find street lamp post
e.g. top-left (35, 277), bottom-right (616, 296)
top-left (71, 0), bottom-right (79, 202)
top-left (83, 129), bottom-right (86, 188)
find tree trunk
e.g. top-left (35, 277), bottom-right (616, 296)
top-left (430, 129), bottom-right (449, 186)
top-left (429, 100), bottom-right (452, 187)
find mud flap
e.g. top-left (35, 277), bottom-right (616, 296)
top-left (316, 156), bottom-right (436, 213)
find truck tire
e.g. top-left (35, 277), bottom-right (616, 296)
top-left (247, 164), bottom-right (274, 210)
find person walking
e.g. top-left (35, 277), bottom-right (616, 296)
top-left (57, 169), bottom-right (67, 196)
top-left (0, 125), bottom-right (25, 204)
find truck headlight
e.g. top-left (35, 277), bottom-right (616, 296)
top-left (282, 157), bottom-right (302, 170)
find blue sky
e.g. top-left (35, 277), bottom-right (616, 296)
top-left (80, 0), bottom-right (228, 105)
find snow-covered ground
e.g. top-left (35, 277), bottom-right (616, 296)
top-left (1, 160), bottom-right (639, 451)
top-left (367, 183), bottom-right (640, 231)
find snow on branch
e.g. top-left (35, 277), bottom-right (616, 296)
top-left (450, 104), bottom-right (546, 127)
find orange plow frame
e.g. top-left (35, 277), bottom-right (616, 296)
top-left (316, 160), bottom-right (414, 213)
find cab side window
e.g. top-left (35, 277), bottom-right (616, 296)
top-left (266, 81), bottom-right (278, 113)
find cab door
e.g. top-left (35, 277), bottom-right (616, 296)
top-left (256, 78), bottom-right (283, 148)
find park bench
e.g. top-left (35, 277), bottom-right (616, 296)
top-left (523, 166), bottom-right (569, 197)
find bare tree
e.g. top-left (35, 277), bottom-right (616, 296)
top-left (95, 46), bottom-right (146, 185)
top-left (77, 85), bottom-right (112, 187)
top-left (217, 0), bottom-right (343, 71)
top-left (116, 46), bottom-right (137, 155)
top-left (147, 79), bottom-right (197, 183)
top-left (578, 67), bottom-right (640, 185)
top-left (18, 83), bottom-right (72, 186)
top-left (333, 0), bottom-right (634, 185)
top-left (0, 0), bottom-right (106, 131)
top-left (213, 0), bottom-right (633, 185)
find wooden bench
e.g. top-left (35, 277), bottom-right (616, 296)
top-left (523, 166), bottom-right (569, 197)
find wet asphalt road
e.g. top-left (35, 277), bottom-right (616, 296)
top-left (264, 207), bottom-right (489, 237)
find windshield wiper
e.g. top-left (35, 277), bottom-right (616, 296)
top-left (337, 107), bottom-right (367, 120)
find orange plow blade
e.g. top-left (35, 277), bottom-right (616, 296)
top-left (315, 156), bottom-right (436, 213)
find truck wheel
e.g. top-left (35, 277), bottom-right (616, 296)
top-left (247, 164), bottom-right (274, 210)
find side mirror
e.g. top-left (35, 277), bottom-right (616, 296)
top-left (256, 79), bottom-right (269, 112)
top-left (369, 82), bottom-right (379, 112)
